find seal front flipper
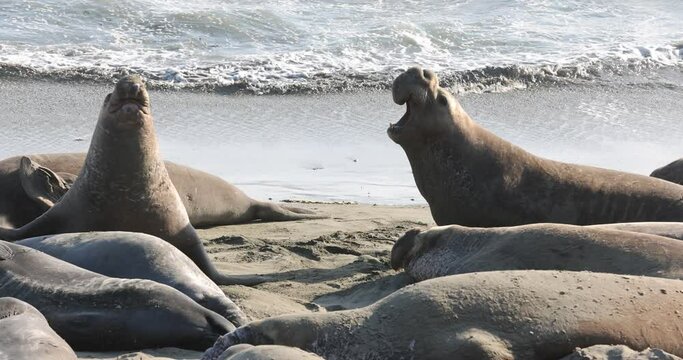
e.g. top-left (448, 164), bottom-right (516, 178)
top-left (19, 156), bottom-right (72, 210)
top-left (0, 196), bottom-right (65, 241)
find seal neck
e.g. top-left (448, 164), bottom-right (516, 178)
top-left (81, 119), bottom-right (168, 196)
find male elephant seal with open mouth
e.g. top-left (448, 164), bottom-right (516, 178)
top-left (17, 231), bottom-right (248, 326)
top-left (203, 270), bottom-right (683, 359)
top-left (651, 158), bottom-right (683, 185)
top-left (0, 297), bottom-right (77, 360)
top-left (0, 240), bottom-right (233, 351)
top-left (388, 67), bottom-right (683, 226)
top-left (391, 223), bottom-right (683, 282)
top-left (0, 76), bottom-right (267, 286)
top-left (0, 153), bottom-right (323, 229)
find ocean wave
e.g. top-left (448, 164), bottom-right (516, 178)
top-left (1, 47), bottom-right (681, 95)
top-left (2, 0), bottom-right (682, 94)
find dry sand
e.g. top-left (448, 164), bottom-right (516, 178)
top-left (77, 202), bottom-right (434, 360)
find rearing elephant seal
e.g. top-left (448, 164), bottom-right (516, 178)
top-left (0, 153), bottom-right (323, 229)
top-left (203, 271), bottom-right (683, 359)
top-left (0, 76), bottom-right (266, 286)
top-left (388, 67), bottom-right (683, 226)
top-left (651, 158), bottom-right (683, 185)
top-left (391, 223), bottom-right (683, 282)
top-left (0, 297), bottom-right (77, 360)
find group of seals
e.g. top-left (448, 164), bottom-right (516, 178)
top-left (3, 68), bottom-right (683, 358)
top-left (391, 223), bottom-right (683, 282)
top-left (0, 240), bottom-right (232, 350)
top-left (387, 67), bottom-right (683, 226)
top-left (0, 153), bottom-right (322, 229)
top-left (203, 271), bottom-right (683, 359)
top-left (0, 76), bottom-right (266, 286)
top-left (0, 297), bottom-right (77, 359)
top-left (17, 231), bottom-right (248, 326)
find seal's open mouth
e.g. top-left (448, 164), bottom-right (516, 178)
top-left (388, 100), bottom-right (411, 135)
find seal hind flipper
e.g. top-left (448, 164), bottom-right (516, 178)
top-left (19, 156), bottom-right (71, 209)
top-left (254, 202), bottom-right (327, 223)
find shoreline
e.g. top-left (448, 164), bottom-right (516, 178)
top-left (1, 78), bottom-right (682, 206)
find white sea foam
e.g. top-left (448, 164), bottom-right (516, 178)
top-left (1, 0), bottom-right (682, 93)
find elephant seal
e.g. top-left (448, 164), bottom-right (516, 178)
top-left (218, 345), bottom-right (324, 360)
top-left (17, 231), bottom-right (248, 326)
top-left (0, 153), bottom-right (323, 229)
top-left (0, 240), bottom-right (233, 351)
top-left (388, 67), bottom-right (683, 226)
top-left (0, 297), bottom-right (77, 360)
top-left (652, 158), bottom-right (683, 185)
top-left (203, 271), bottom-right (683, 359)
top-left (560, 345), bottom-right (681, 360)
top-left (390, 223), bottom-right (683, 282)
top-left (0, 76), bottom-right (266, 286)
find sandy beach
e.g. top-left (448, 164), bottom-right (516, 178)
top-left (76, 202), bottom-right (433, 359)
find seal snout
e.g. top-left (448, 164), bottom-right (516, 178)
top-left (390, 228), bottom-right (422, 270)
top-left (388, 67), bottom-right (441, 141)
top-left (115, 75), bottom-right (146, 99)
top-left (392, 67), bottom-right (439, 106)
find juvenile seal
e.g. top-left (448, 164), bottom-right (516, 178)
top-left (0, 240), bottom-right (233, 351)
top-left (388, 67), bottom-right (683, 226)
top-left (17, 231), bottom-right (248, 326)
top-left (203, 271), bottom-right (683, 359)
top-left (651, 158), bottom-right (683, 185)
top-left (0, 76), bottom-right (266, 286)
top-left (390, 223), bottom-right (683, 282)
top-left (0, 297), bottom-right (77, 360)
top-left (0, 153), bottom-right (323, 229)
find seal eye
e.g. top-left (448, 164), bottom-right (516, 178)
top-left (103, 93), bottom-right (112, 104)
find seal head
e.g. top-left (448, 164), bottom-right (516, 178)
top-left (388, 67), bottom-right (456, 146)
top-left (100, 75), bottom-right (151, 130)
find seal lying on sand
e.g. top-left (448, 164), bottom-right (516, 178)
top-left (0, 240), bottom-right (233, 351)
top-left (0, 76), bottom-right (267, 286)
top-left (218, 345), bottom-right (324, 360)
top-left (390, 223), bottom-right (683, 282)
top-left (203, 271), bottom-right (683, 360)
top-left (388, 67), bottom-right (683, 226)
top-left (17, 231), bottom-right (248, 326)
top-left (0, 153), bottom-right (322, 229)
top-left (0, 297), bottom-right (77, 360)
top-left (651, 158), bottom-right (683, 185)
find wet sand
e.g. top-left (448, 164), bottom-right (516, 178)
top-left (77, 202), bottom-right (434, 359)
top-left (1, 79), bottom-right (682, 205)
